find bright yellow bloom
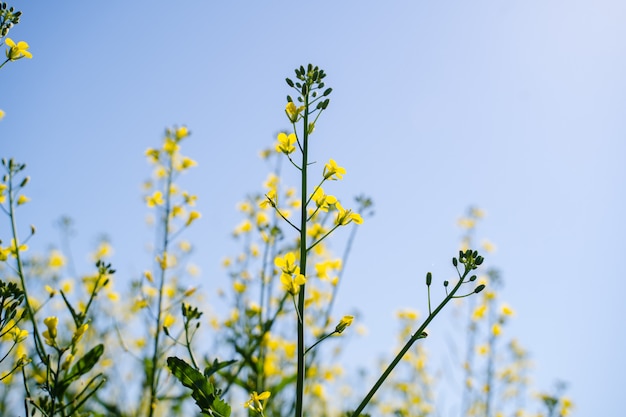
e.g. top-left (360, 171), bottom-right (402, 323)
top-left (43, 316), bottom-right (58, 346)
top-left (244, 391), bottom-right (271, 413)
top-left (180, 156), bottom-right (197, 169)
top-left (175, 126), bottom-right (189, 139)
top-left (17, 195), bottom-right (30, 205)
top-left (281, 272), bottom-right (306, 295)
top-left (275, 132), bottom-right (297, 154)
top-left (0, 109), bottom-right (4, 120)
top-left (48, 250), bottom-right (65, 268)
top-left (472, 304), bottom-right (487, 321)
top-left (500, 303), bottom-right (515, 316)
top-left (334, 202), bottom-right (363, 226)
top-left (72, 323), bottom-right (89, 344)
top-left (163, 138), bottom-right (179, 154)
top-left (260, 189), bottom-right (277, 209)
top-left (335, 315), bottom-right (354, 333)
top-left (163, 313), bottom-right (175, 328)
top-left (285, 102), bottom-right (305, 122)
top-left (10, 326), bottom-right (28, 343)
top-left (274, 252), bottom-right (299, 275)
top-left (323, 159), bottom-right (346, 180)
top-left (146, 191), bottom-right (164, 207)
top-left (145, 148), bottom-right (160, 163)
top-left (492, 323), bottom-right (502, 337)
top-left (185, 210), bottom-right (201, 226)
top-left (5, 38), bottom-right (32, 60)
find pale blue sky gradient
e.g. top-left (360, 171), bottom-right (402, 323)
top-left (2, 1), bottom-right (625, 416)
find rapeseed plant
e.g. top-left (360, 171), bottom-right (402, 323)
top-left (0, 5), bottom-right (575, 414)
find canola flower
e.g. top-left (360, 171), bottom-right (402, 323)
top-left (4, 37), bottom-right (31, 60)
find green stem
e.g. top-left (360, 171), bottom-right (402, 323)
top-left (295, 85), bottom-right (310, 417)
top-left (6, 163), bottom-right (46, 362)
top-left (350, 267), bottom-right (471, 417)
top-left (147, 152), bottom-right (175, 417)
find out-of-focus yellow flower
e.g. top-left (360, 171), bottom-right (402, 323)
top-left (145, 148), bottom-right (160, 163)
top-left (163, 313), bottom-right (175, 328)
top-left (260, 189), bottom-right (277, 209)
top-left (276, 132), bottom-right (297, 155)
top-left (182, 191), bottom-right (197, 206)
top-left (10, 326), bottom-right (28, 343)
top-left (501, 303), bottom-right (515, 316)
top-left (146, 191), bottom-right (164, 207)
top-left (16, 195), bottom-right (30, 205)
top-left (275, 252), bottom-right (299, 275)
top-left (61, 353), bottom-right (74, 370)
top-left (163, 138), bottom-right (179, 154)
top-left (5, 38), bottom-right (32, 60)
top-left (323, 159), bottom-right (346, 180)
top-left (175, 126), bottom-right (189, 139)
top-left (185, 210), bottom-right (201, 226)
top-left (281, 273), bottom-right (306, 295)
top-left (492, 323), bottom-right (502, 337)
top-left (0, 109), bottom-right (5, 119)
top-left (48, 250), bottom-right (65, 268)
top-left (43, 316), bottom-right (58, 346)
top-left (335, 315), bottom-right (354, 333)
top-left (457, 217), bottom-right (476, 229)
top-left (482, 239), bottom-right (496, 253)
top-left (472, 304), bottom-right (487, 321)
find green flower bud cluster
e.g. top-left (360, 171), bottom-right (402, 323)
top-left (0, 2), bottom-right (22, 37)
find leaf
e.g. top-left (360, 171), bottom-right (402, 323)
top-left (167, 356), bottom-right (231, 417)
top-left (204, 358), bottom-right (237, 379)
top-left (57, 344), bottom-right (104, 396)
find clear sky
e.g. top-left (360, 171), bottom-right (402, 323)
top-left (2, 1), bottom-right (625, 416)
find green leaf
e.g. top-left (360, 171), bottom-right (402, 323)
top-left (204, 358), bottom-right (237, 379)
top-left (167, 356), bottom-right (231, 417)
top-left (57, 344), bottom-right (104, 396)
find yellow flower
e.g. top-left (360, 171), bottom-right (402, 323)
top-left (0, 109), bottom-right (4, 119)
top-left (145, 148), bottom-right (160, 163)
top-left (274, 252), bottom-right (299, 275)
top-left (244, 391), bottom-right (271, 413)
top-left (323, 159), bottom-right (346, 180)
top-left (72, 323), bottom-right (89, 344)
top-left (5, 38), bottom-right (33, 60)
top-left (260, 189), bottom-right (277, 209)
top-left (163, 313), bottom-right (175, 328)
top-left (175, 126), bottom-right (189, 139)
top-left (335, 315), bottom-right (354, 333)
top-left (281, 272), bottom-right (306, 295)
top-left (48, 250), bottom-right (65, 268)
top-left (43, 316), bottom-right (58, 346)
top-left (500, 303), bottom-right (515, 316)
top-left (334, 202), bottom-right (363, 226)
top-left (185, 210), bottom-right (201, 226)
top-left (146, 191), bottom-right (164, 207)
top-left (16, 195), bottom-right (30, 205)
top-left (275, 132), bottom-right (297, 154)
top-left (163, 138), bottom-right (179, 154)
top-left (472, 304), bottom-right (487, 321)
top-left (10, 327), bottom-right (28, 343)
top-left (492, 323), bottom-right (502, 337)
top-left (285, 102), bottom-right (305, 122)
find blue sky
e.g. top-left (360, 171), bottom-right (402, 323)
top-left (2, 1), bottom-right (625, 415)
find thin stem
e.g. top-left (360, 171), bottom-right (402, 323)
top-left (294, 84), bottom-right (310, 417)
top-left (147, 152), bottom-right (175, 417)
top-left (350, 267), bottom-right (472, 417)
